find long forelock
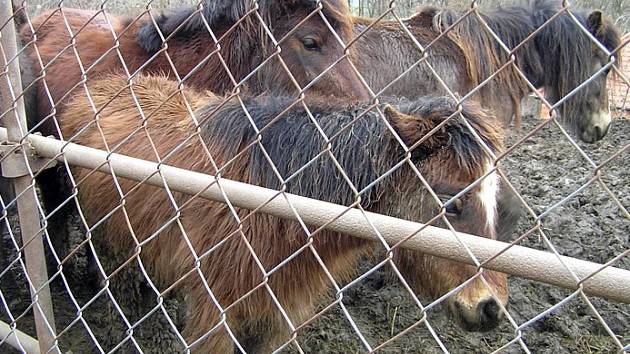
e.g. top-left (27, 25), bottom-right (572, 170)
top-left (272, 0), bottom-right (353, 39)
top-left (447, 121), bottom-right (500, 178)
top-left (321, 0), bottom-right (353, 38)
top-left (396, 98), bottom-right (503, 179)
top-left (444, 118), bottom-right (502, 232)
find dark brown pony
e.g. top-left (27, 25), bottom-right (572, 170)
top-left (349, 0), bottom-right (621, 242)
top-left (15, 1), bottom-right (370, 266)
top-left (18, 0), bottom-right (369, 136)
top-left (352, 0), bottom-right (622, 143)
top-left (48, 74), bottom-right (506, 351)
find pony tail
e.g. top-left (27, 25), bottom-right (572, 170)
top-left (137, 13), bottom-right (168, 54)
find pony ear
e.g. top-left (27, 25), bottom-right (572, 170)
top-left (587, 10), bottom-right (604, 35)
top-left (383, 104), bottom-right (443, 148)
top-left (407, 6), bottom-right (439, 28)
top-left (586, 10), bottom-right (622, 53)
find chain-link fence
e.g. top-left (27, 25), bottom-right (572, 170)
top-left (1, 0), bottom-right (628, 353)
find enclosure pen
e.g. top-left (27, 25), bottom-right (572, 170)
top-left (1, 0), bottom-right (629, 353)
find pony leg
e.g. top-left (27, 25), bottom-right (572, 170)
top-left (239, 318), bottom-right (289, 354)
top-left (183, 293), bottom-right (237, 353)
top-left (238, 297), bottom-right (315, 353)
top-left (242, 316), bottom-right (306, 353)
top-left (513, 95), bottom-right (522, 130)
top-left (185, 319), bottom-right (236, 353)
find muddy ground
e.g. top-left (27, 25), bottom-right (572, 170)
top-left (1, 113), bottom-right (628, 353)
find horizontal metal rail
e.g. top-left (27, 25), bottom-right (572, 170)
top-left (0, 320), bottom-right (39, 354)
top-left (1, 127), bottom-right (629, 304)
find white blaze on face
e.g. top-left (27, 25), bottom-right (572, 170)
top-left (593, 108), bottom-right (612, 131)
top-left (592, 62), bottom-right (613, 133)
top-left (478, 161), bottom-right (500, 229)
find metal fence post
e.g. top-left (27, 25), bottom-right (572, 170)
top-left (0, 3), bottom-right (58, 353)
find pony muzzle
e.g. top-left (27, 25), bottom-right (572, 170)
top-left (580, 109), bottom-right (612, 143)
top-left (448, 295), bottom-right (505, 332)
top-left (445, 275), bottom-right (508, 332)
top-left (337, 57), bottom-right (371, 102)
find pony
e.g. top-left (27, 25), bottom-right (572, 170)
top-left (140, 0), bottom-right (622, 143)
top-left (15, 0), bottom-right (370, 270)
top-left (46, 74), bottom-right (507, 351)
top-left (18, 0), bottom-right (369, 135)
top-left (416, 0), bottom-right (622, 143)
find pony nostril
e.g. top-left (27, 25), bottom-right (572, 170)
top-left (479, 299), bottom-right (501, 325)
top-left (595, 122), bottom-right (611, 140)
top-left (594, 125), bottom-right (603, 139)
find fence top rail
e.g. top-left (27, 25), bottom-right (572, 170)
top-left (1, 127), bottom-right (628, 304)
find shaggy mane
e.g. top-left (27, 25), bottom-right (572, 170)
top-left (137, 0), bottom-right (353, 54)
top-left (196, 95), bottom-right (502, 208)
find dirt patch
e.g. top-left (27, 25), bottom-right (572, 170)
top-left (1, 115), bottom-right (628, 353)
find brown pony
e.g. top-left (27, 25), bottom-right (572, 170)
top-left (18, 0), bottom-right (369, 136)
top-left (49, 74), bottom-right (507, 351)
top-left (356, 0), bottom-right (622, 143)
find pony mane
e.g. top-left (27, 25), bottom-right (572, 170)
top-left (137, 0), bottom-right (352, 54)
top-left (420, 2), bottom-right (535, 109)
top-left (197, 95), bottom-right (502, 207)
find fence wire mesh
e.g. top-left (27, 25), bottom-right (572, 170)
top-left (1, 0), bottom-right (628, 353)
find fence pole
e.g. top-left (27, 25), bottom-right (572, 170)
top-left (0, 3), bottom-right (58, 353)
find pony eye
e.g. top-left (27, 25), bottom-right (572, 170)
top-left (301, 37), bottom-right (320, 51)
top-left (441, 196), bottom-right (463, 216)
